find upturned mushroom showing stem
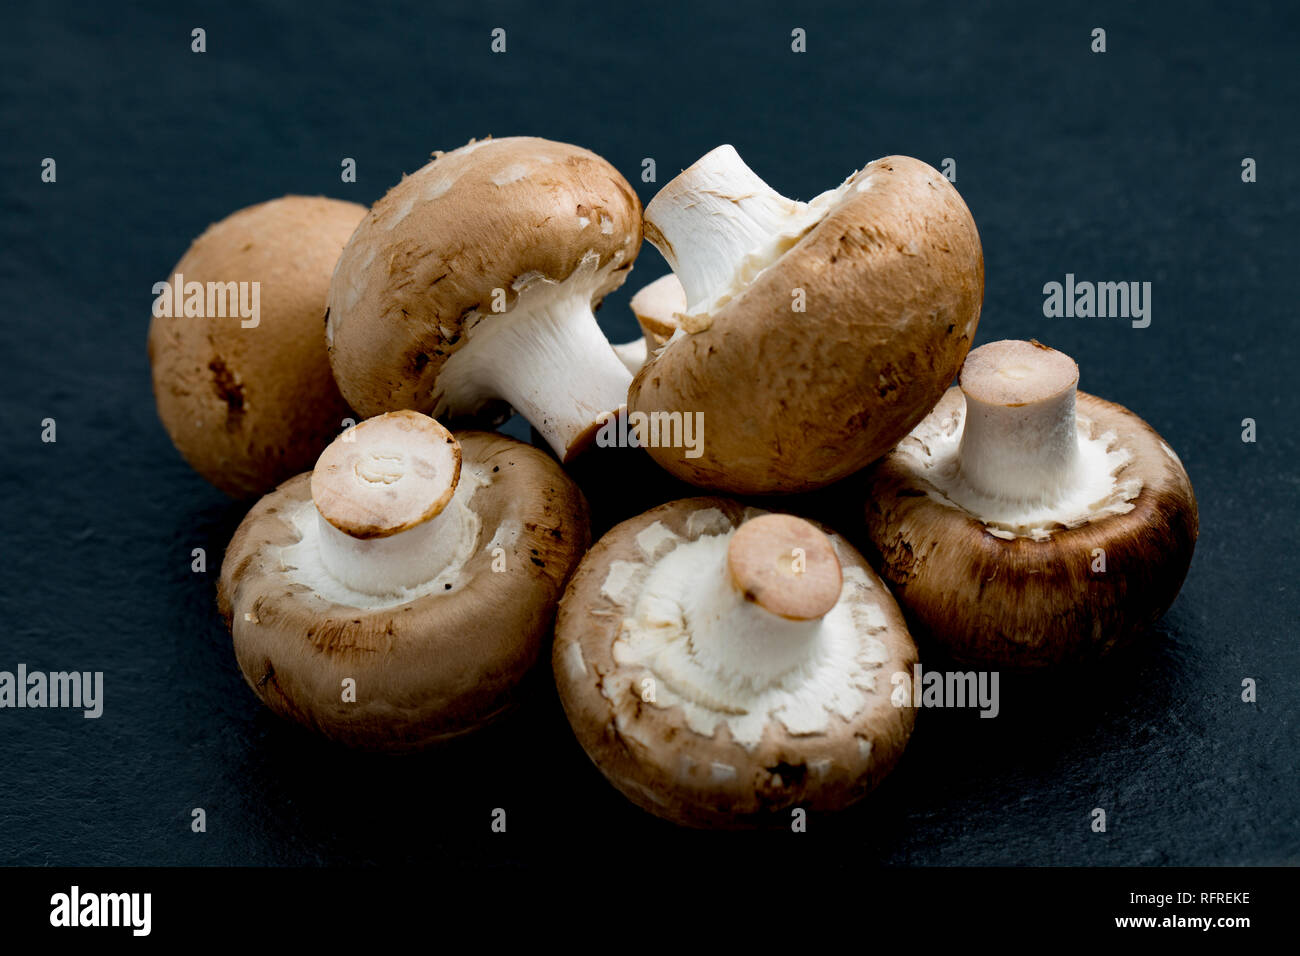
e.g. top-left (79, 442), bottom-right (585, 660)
top-left (553, 498), bottom-right (917, 828)
top-left (865, 339), bottom-right (1198, 669)
top-left (218, 411), bottom-right (590, 750)
top-left (630, 146), bottom-right (985, 494)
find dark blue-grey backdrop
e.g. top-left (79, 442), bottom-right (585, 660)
top-left (1, 0), bottom-right (1296, 866)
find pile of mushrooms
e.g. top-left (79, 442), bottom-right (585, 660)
top-left (146, 135), bottom-right (1196, 828)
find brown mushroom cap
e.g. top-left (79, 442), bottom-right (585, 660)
top-left (630, 154), bottom-right (983, 494)
top-left (865, 387), bottom-right (1199, 669)
top-left (325, 137), bottom-right (642, 432)
top-left (218, 430), bottom-right (590, 750)
top-left (553, 497), bottom-right (917, 828)
top-left (148, 196), bottom-right (365, 498)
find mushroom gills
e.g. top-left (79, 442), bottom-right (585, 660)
top-left (905, 341), bottom-right (1143, 539)
top-left (605, 523), bottom-right (891, 750)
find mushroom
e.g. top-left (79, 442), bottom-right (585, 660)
top-left (553, 497), bottom-right (916, 828)
top-left (864, 339), bottom-right (1198, 669)
top-left (217, 410), bottom-right (590, 750)
top-left (629, 145), bottom-right (984, 493)
top-left (148, 196), bottom-right (366, 497)
top-left (325, 137), bottom-right (643, 461)
top-left (612, 273), bottom-right (686, 372)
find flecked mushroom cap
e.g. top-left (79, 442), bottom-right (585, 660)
top-left (218, 431), bottom-right (590, 750)
top-left (631, 155), bottom-right (983, 494)
top-left (148, 196), bottom-right (365, 498)
top-left (325, 136), bottom-right (642, 420)
top-left (553, 497), bottom-right (917, 828)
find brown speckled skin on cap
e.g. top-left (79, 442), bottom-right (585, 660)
top-left (630, 155), bottom-right (984, 495)
top-left (553, 497), bottom-right (917, 829)
top-left (325, 136), bottom-right (642, 419)
top-left (865, 389), bottom-right (1199, 669)
top-left (148, 196), bottom-right (365, 498)
top-left (218, 431), bottom-right (590, 752)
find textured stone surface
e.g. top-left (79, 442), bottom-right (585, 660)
top-left (0, 0), bottom-right (1295, 865)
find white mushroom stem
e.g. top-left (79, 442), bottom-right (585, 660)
top-left (436, 256), bottom-right (632, 461)
top-left (644, 145), bottom-right (824, 326)
top-left (309, 411), bottom-right (474, 597)
top-left (316, 499), bottom-right (468, 596)
top-left (956, 340), bottom-right (1083, 504)
top-left (677, 515), bottom-right (843, 690)
top-left (681, 561), bottom-right (824, 689)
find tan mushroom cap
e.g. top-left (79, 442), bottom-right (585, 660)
top-left (630, 155), bottom-right (983, 494)
top-left (325, 136), bottom-right (642, 419)
top-left (311, 410), bottom-right (461, 539)
top-left (629, 273), bottom-right (684, 347)
top-left (218, 430), bottom-right (590, 751)
top-left (865, 388), bottom-right (1199, 669)
top-left (553, 497), bottom-right (917, 828)
top-left (148, 196), bottom-right (365, 498)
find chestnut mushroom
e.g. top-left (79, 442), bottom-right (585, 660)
top-left (629, 145), bottom-right (984, 493)
top-left (325, 137), bottom-right (643, 461)
top-left (218, 410), bottom-right (589, 750)
top-left (553, 497), bottom-right (917, 828)
top-left (148, 196), bottom-right (366, 497)
top-left (864, 339), bottom-right (1199, 669)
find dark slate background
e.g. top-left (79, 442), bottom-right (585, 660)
top-left (1, 0), bottom-right (1296, 867)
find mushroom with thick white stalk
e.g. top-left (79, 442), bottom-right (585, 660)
top-left (631, 146), bottom-right (984, 493)
top-left (325, 137), bottom-right (643, 461)
top-left (864, 339), bottom-right (1198, 669)
top-left (553, 497), bottom-right (917, 828)
top-left (148, 196), bottom-right (366, 497)
top-left (218, 410), bottom-right (590, 750)
top-left (612, 273), bottom-right (685, 372)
